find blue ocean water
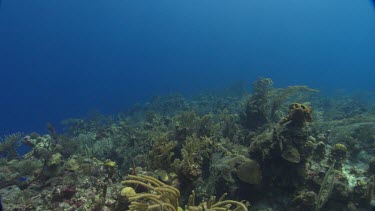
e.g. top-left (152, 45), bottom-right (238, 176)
top-left (0, 0), bottom-right (374, 135)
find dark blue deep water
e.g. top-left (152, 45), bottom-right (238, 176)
top-left (0, 0), bottom-right (375, 135)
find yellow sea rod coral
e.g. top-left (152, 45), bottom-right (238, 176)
top-left (122, 175), bottom-right (249, 211)
top-left (122, 175), bottom-right (180, 211)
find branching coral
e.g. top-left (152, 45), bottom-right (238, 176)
top-left (174, 111), bottom-right (216, 138)
top-left (122, 175), bottom-right (248, 211)
top-left (186, 191), bottom-right (248, 211)
top-left (180, 135), bottom-right (212, 180)
top-left (0, 133), bottom-right (22, 160)
top-left (240, 78), bottom-right (273, 130)
top-left (148, 133), bottom-right (177, 171)
top-left (122, 175), bottom-right (180, 211)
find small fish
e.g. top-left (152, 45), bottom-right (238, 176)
top-left (19, 177), bottom-right (28, 182)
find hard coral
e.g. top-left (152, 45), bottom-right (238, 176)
top-left (329, 143), bottom-right (348, 169)
top-left (120, 187), bottom-right (136, 198)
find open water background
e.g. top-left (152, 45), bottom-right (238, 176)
top-left (0, 0), bottom-right (374, 135)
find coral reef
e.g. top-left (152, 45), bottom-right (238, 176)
top-left (240, 78), bottom-right (317, 131)
top-left (1, 78), bottom-right (375, 210)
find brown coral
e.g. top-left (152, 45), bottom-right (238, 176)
top-left (285, 103), bottom-right (313, 126)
